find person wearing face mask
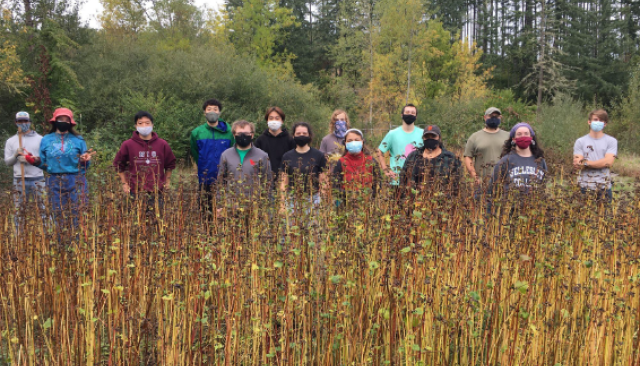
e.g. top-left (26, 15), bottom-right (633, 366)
top-left (489, 123), bottom-right (547, 198)
top-left (279, 122), bottom-right (328, 210)
top-left (320, 109), bottom-right (351, 156)
top-left (376, 104), bottom-right (424, 186)
top-left (332, 129), bottom-right (381, 200)
top-left (401, 125), bottom-right (461, 197)
top-left (573, 109), bottom-right (617, 203)
top-left (463, 107), bottom-right (511, 193)
top-left (217, 120), bottom-right (272, 205)
top-left (254, 106), bottom-right (295, 175)
top-left (190, 98), bottom-right (235, 214)
top-left (113, 111), bottom-right (176, 216)
top-left (24, 108), bottom-right (93, 231)
top-left (4, 111), bottom-right (45, 215)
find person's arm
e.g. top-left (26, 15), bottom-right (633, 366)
top-left (190, 131), bottom-right (199, 164)
top-left (4, 140), bottom-right (20, 166)
top-left (113, 143), bottom-right (130, 193)
top-left (451, 157), bottom-right (462, 196)
top-left (318, 154), bottom-right (329, 196)
top-left (332, 160), bottom-right (343, 192)
top-left (279, 171), bottom-right (289, 214)
top-left (572, 139), bottom-right (584, 169)
top-left (319, 136), bottom-right (328, 155)
top-left (399, 153), bottom-right (413, 189)
top-left (118, 172), bottom-right (130, 193)
top-left (78, 139), bottom-right (92, 169)
top-left (377, 149), bottom-right (397, 180)
top-left (463, 137), bottom-right (480, 183)
top-left (164, 143), bottom-right (177, 188)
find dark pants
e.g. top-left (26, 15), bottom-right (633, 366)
top-left (130, 192), bottom-right (164, 216)
top-left (580, 187), bottom-right (612, 204)
top-left (199, 182), bottom-right (215, 214)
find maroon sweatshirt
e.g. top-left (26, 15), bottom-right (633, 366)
top-left (113, 131), bottom-right (176, 193)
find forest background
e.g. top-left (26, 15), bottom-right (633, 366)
top-left (1, 0), bottom-right (640, 174)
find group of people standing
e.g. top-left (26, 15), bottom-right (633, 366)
top-left (4, 98), bottom-right (617, 231)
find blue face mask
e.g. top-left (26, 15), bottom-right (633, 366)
top-left (335, 120), bottom-right (347, 139)
top-left (16, 122), bottom-right (31, 132)
top-left (345, 141), bottom-right (363, 154)
top-left (590, 120), bottom-right (605, 132)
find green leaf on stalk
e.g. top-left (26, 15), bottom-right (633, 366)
top-left (274, 261), bottom-right (284, 268)
top-left (514, 280), bottom-right (529, 294)
top-left (43, 318), bottom-right (52, 329)
top-left (400, 246), bottom-right (412, 253)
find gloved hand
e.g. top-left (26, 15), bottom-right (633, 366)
top-left (17, 155), bottom-right (28, 164)
top-left (25, 154), bottom-right (36, 165)
top-left (12, 148), bottom-right (23, 158)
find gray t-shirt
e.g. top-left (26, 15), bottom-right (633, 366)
top-left (319, 133), bottom-right (344, 156)
top-left (490, 153), bottom-right (547, 194)
top-left (464, 129), bottom-right (511, 180)
top-left (573, 134), bottom-right (618, 190)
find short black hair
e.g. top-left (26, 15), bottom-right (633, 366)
top-left (402, 104), bottom-right (417, 115)
top-left (203, 98), bottom-right (223, 112)
top-left (134, 111), bottom-right (154, 124)
top-left (292, 121), bottom-right (313, 139)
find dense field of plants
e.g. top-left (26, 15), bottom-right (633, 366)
top-left (1, 166), bottom-right (639, 365)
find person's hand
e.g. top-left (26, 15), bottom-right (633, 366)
top-left (122, 183), bottom-right (131, 194)
top-left (24, 154), bottom-right (38, 165)
top-left (384, 168), bottom-right (398, 180)
top-left (473, 176), bottom-right (482, 185)
top-left (17, 155), bottom-right (28, 164)
top-left (13, 148), bottom-right (23, 158)
top-left (79, 149), bottom-right (96, 163)
top-left (165, 179), bottom-right (171, 190)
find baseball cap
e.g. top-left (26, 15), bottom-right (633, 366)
top-left (15, 111), bottom-right (30, 121)
top-left (484, 107), bottom-right (501, 116)
top-left (423, 125), bottom-right (441, 138)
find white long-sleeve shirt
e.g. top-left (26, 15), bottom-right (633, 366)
top-left (4, 131), bottom-right (44, 178)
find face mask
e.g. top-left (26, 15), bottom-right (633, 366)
top-left (235, 133), bottom-right (253, 148)
top-left (268, 120), bottom-right (282, 131)
top-left (137, 126), bottom-right (153, 136)
top-left (55, 121), bottom-right (71, 133)
top-left (423, 138), bottom-right (440, 150)
top-left (486, 117), bottom-right (501, 129)
top-left (514, 136), bottom-right (533, 149)
top-left (294, 135), bottom-right (311, 147)
top-left (402, 114), bottom-right (416, 125)
top-left (590, 121), bottom-right (605, 132)
top-left (334, 120), bottom-right (347, 138)
top-left (345, 141), bottom-right (363, 154)
top-left (16, 122), bottom-right (31, 132)
top-left (205, 112), bottom-right (220, 123)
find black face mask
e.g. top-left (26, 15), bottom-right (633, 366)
top-left (402, 114), bottom-right (417, 125)
top-left (294, 135), bottom-right (312, 147)
top-left (235, 133), bottom-right (253, 148)
top-left (55, 121), bottom-right (71, 133)
top-left (486, 117), bottom-right (501, 129)
top-left (423, 138), bottom-right (440, 150)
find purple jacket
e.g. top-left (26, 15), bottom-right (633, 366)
top-left (113, 131), bottom-right (176, 193)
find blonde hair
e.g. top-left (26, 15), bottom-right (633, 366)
top-left (588, 109), bottom-right (609, 123)
top-left (329, 109), bottom-right (351, 132)
top-left (231, 120), bottom-right (255, 134)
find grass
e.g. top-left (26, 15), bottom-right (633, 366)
top-left (1, 163), bottom-right (640, 365)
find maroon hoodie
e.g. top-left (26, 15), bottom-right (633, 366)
top-left (113, 131), bottom-right (176, 193)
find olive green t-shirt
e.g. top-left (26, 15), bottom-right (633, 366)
top-left (463, 129), bottom-right (511, 179)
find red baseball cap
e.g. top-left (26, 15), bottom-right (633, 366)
top-left (49, 108), bottom-right (77, 125)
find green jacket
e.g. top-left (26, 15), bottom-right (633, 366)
top-left (190, 120), bottom-right (235, 184)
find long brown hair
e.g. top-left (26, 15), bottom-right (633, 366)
top-left (329, 109), bottom-right (351, 133)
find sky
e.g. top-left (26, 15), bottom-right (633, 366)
top-left (78, 0), bottom-right (225, 28)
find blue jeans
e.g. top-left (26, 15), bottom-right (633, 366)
top-left (13, 177), bottom-right (46, 229)
top-left (47, 174), bottom-right (88, 229)
top-left (580, 187), bottom-right (612, 204)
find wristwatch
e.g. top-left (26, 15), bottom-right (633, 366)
top-left (583, 160), bottom-right (589, 167)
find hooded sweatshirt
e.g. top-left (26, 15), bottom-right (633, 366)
top-left (254, 128), bottom-right (296, 174)
top-left (190, 120), bottom-right (234, 184)
top-left (113, 131), bottom-right (176, 193)
top-left (4, 130), bottom-right (44, 178)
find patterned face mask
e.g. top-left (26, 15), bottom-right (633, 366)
top-left (16, 122), bottom-right (31, 132)
top-left (334, 120), bottom-right (347, 139)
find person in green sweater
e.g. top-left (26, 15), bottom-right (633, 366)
top-left (190, 98), bottom-right (235, 215)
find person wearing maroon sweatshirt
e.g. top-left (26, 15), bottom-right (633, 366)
top-left (113, 111), bottom-right (176, 215)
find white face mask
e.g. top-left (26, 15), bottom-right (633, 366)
top-left (137, 126), bottom-right (153, 136)
top-left (268, 120), bottom-right (282, 131)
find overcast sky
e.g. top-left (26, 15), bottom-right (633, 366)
top-left (78, 0), bottom-right (225, 28)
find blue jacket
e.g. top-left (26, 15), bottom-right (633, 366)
top-left (38, 132), bottom-right (90, 174)
top-left (190, 120), bottom-right (234, 184)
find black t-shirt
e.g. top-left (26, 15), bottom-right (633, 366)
top-left (280, 148), bottom-right (327, 193)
